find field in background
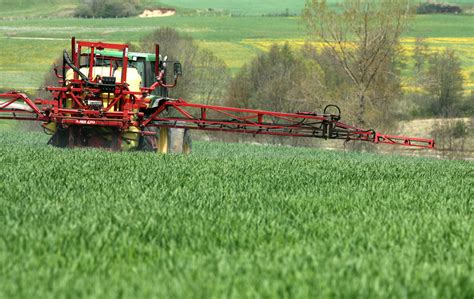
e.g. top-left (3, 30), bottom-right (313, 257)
top-left (0, 129), bottom-right (472, 298)
top-left (158, 0), bottom-right (315, 15)
top-left (236, 36), bottom-right (474, 93)
top-left (0, 4), bottom-right (473, 93)
top-left (3, 0), bottom-right (474, 18)
top-left (0, 0), bottom-right (78, 18)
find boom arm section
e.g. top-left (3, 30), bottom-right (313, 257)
top-left (0, 92), bottom-right (45, 121)
top-left (144, 99), bottom-right (435, 149)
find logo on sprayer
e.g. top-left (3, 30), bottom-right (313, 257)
top-left (75, 120), bottom-right (96, 125)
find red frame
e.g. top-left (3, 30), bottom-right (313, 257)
top-left (74, 40), bottom-right (129, 83)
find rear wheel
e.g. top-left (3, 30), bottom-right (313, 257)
top-left (47, 126), bottom-right (69, 148)
top-left (138, 126), bottom-right (159, 152)
top-left (139, 125), bottom-right (192, 154)
top-left (49, 126), bottom-right (120, 150)
top-left (183, 129), bottom-right (192, 154)
top-left (158, 127), bottom-right (192, 154)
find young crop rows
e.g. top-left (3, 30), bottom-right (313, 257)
top-left (0, 130), bottom-right (472, 298)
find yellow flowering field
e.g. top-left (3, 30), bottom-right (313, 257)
top-left (201, 37), bottom-right (474, 92)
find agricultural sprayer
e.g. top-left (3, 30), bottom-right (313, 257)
top-left (0, 38), bottom-right (434, 153)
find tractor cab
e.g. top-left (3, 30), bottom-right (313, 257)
top-left (67, 47), bottom-right (181, 97)
top-left (54, 39), bottom-right (190, 153)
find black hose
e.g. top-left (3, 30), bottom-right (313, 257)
top-left (62, 50), bottom-right (116, 89)
top-left (323, 104), bottom-right (341, 121)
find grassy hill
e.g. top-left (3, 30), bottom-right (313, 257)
top-left (0, 129), bottom-right (472, 298)
top-left (3, 0), bottom-right (474, 17)
top-left (0, 0), bottom-right (79, 18)
top-left (158, 0), bottom-right (311, 15)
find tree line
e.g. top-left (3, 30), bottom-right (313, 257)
top-left (136, 24), bottom-right (470, 154)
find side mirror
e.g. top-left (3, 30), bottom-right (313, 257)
top-left (173, 62), bottom-right (183, 77)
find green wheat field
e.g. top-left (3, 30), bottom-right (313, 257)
top-left (0, 129), bottom-right (472, 298)
top-left (0, 1), bottom-right (473, 298)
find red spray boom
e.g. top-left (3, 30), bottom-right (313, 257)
top-left (0, 38), bottom-right (434, 152)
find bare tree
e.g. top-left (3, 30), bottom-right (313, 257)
top-left (431, 118), bottom-right (470, 159)
top-left (425, 48), bottom-right (464, 118)
top-left (227, 43), bottom-right (321, 113)
top-left (192, 49), bottom-right (229, 105)
top-left (303, 0), bottom-right (409, 128)
top-left (140, 28), bottom-right (229, 105)
top-left (413, 37), bottom-right (429, 77)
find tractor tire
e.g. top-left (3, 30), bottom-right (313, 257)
top-left (183, 129), bottom-right (192, 154)
top-left (139, 125), bottom-right (191, 154)
top-left (158, 126), bottom-right (192, 154)
top-left (47, 127), bottom-right (69, 148)
top-left (139, 126), bottom-right (160, 152)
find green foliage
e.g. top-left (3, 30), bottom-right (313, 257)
top-left (408, 40), bottom-right (469, 119)
top-left (0, 0), bottom-right (80, 18)
top-left (0, 129), bottom-right (472, 298)
top-left (425, 49), bottom-right (464, 117)
top-left (416, 1), bottom-right (462, 14)
top-left (431, 118), bottom-right (470, 156)
top-left (412, 37), bottom-right (430, 75)
top-left (74, 0), bottom-right (141, 18)
top-left (227, 43), bottom-right (320, 112)
top-left (37, 56), bottom-right (63, 100)
top-left (451, 119), bottom-right (468, 138)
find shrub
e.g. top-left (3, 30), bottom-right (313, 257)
top-left (74, 0), bottom-right (141, 18)
top-left (416, 1), bottom-right (462, 14)
top-left (227, 43), bottom-right (320, 113)
top-left (431, 118), bottom-right (469, 158)
top-left (425, 49), bottom-right (464, 117)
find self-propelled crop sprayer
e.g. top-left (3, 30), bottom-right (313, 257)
top-left (0, 38), bottom-right (434, 153)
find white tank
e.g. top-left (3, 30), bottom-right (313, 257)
top-left (65, 66), bottom-right (112, 81)
top-left (65, 67), bottom-right (142, 92)
top-left (113, 67), bottom-right (142, 92)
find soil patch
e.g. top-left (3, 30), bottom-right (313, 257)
top-left (139, 8), bottom-right (176, 18)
